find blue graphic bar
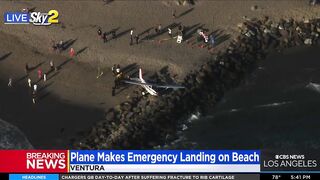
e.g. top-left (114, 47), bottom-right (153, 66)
top-left (4, 12), bottom-right (30, 24)
top-left (69, 150), bottom-right (260, 164)
top-left (9, 174), bottom-right (58, 180)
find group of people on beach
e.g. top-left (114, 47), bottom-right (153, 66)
top-left (97, 28), bottom-right (117, 43)
top-left (7, 60), bottom-right (57, 104)
top-left (92, 10), bottom-right (219, 96)
top-left (6, 43), bottom-right (79, 104)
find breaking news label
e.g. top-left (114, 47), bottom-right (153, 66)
top-left (0, 150), bottom-right (319, 180)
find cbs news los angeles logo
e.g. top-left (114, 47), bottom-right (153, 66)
top-left (4, 10), bottom-right (59, 26)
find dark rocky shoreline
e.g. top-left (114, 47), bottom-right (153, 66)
top-left (74, 17), bottom-right (320, 149)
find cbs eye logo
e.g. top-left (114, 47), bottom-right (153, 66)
top-left (29, 10), bottom-right (59, 26)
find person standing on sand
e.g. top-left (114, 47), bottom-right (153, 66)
top-left (168, 28), bottom-right (172, 37)
top-left (33, 84), bottom-right (37, 92)
top-left (112, 30), bottom-right (116, 39)
top-left (32, 90), bottom-right (37, 104)
top-left (43, 73), bottom-right (47, 82)
top-left (130, 29), bottom-right (134, 45)
top-left (50, 60), bottom-right (55, 71)
top-left (58, 40), bottom-right (63, 52)
top-left (97, 28), bottom-right (102, 37)
top-left (209, 34), bottom-right (215, 47)
top-left (32, 84), bottom-right (38, 104)
top-left (25, 63), bottom-right (29, 75)
top-left (172, 9), bottom-right (176, 19)
top-left (158, 24), bottom-right (162, 33)
top-left (69, 47), bottom-right (75, 58)
top-left (28, 78), bottom-right (32, 88)
top-left (111, 64), bottom-right (117, 76)
top-left (37, 69), bottom-right (42, 80)
top-left (103, 32), bottom-right (107, 43)
top-left (135, 35), bottom-right (139, 44)
top-left (8, 78), bottom-right (12, 87)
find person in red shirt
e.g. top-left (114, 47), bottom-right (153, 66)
top-left (69, 47), bottom-right (75, 58)
top-left (38, 69), bottom-right (42, 80)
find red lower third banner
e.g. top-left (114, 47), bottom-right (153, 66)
top-left (0, 150), bottom-right (68, 173)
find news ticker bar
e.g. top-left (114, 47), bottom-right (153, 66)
top-left (1, 173), bottom-right (320, 180)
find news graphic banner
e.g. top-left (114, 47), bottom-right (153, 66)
top-left (0, 150), bottom-right (68, 173)
top-left (69, 150), bottom-right (260, 172)
top-left (0, 150), bottom-right (260, 173)
top-left (4, 10), bottom-right (59, 25)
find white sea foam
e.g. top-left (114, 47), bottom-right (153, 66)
top-left (187, 112), bottom-right (201, 122)
top-left (229, 108), bottom-right (240, 112)
top-left (255, 101), bottom-right (292, 108)
top-left (306, 82), bottom-right (320, 93)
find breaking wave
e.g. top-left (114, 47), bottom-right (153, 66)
top-left (255, 101), bottom-right (293, 108)
top-left (306, 82), bottom-right (320, 93)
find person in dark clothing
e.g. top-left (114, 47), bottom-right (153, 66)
top-left (112, 64), bottom-right (123, 96)
top-left (58, 40), bottom-right (63, 51)
top-left (51, 40), bottom-right (57, 52)
top-left (155, 24), bottom-right (162, 34)
top-left (172, 9), bottom-right (176, 19)
top-left (135, 35), bottom-right (139, 44)
top-left (98, 28), bottom-right (102, 37)
top-left (111, 64), bottom-right (117, 76)
top-left (32, 90), bottom-right (37, 104)
top-left (112, 31), bottom-right (116, 39)
top-left (25, 63), bottom-right (29, 75)
top-left (103, 32), bottom-right (107, 43)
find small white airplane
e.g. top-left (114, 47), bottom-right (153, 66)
top-left (123, 68), bottom-right (185, 96)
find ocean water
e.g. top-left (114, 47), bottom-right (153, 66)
top-left (185, 46), bottom-right (320, 151)
top-left (0, 119), bottom-right (33, 149)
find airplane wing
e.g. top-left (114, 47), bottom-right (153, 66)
top-left (123, 80), bottom-right (185, 89)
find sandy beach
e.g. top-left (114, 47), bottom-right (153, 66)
top-left (0, 0), bottom-right (319, 148)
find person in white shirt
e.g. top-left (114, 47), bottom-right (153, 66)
top-left (33, 84), bottom-right (37, 92)
top-left (27, 78), bottom-right (32, 87)
top-left (8, 78), bottom-right (12, 87)
top-left (168, 28), bottom-right (172, 37)
top-left (43, 73), bottom-right (47, 82)
top-left (130, 29), bottom-right (134, 45)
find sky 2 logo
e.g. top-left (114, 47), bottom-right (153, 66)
top-left (30, 10), bottom-right (59, 26)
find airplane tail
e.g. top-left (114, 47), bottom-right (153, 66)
top-left (139, 68), bottom-right (143, 81)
